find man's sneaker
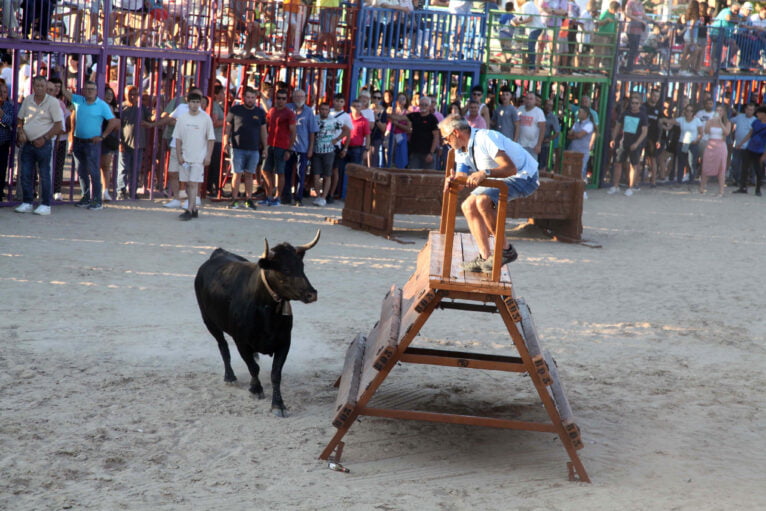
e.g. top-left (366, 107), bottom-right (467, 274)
top-left (733, 188), bottom-right (747, 194)
top-left (14, 203), bottom-right (34, 213)
top-left (164, 199), bottom-right (182, 208)
top-left (313, 197), bottom-right (327, 206)
top-left (462, 255), bottom-right (487, 273)
top-left (502, 245), bottom-right (518, 263)
top-left (117, 190), bottom-right (128, 200)
top-left (53, 192), bottom-right (63, 200)
top-left (228, 200), bottom-right (241, 209)
top-left (179, 210), bottom-right (193, 221)
top-left (267, 198), bottom-right (280, 206)
top-left (33, 205), bottom-right (51, 216)
top-left (191, 209), bottom-right (199, 218)
top-left (682, 174), bottom-right (690, 183)
top-left (75, 197), bottom-right (91, 208)
top-left (245, 199), bottom-right (257, 210)
top-left (624, 188), bottom-right (634, 197)
top-left (103, 190), bottom-right (112, 201)
top-left (326, 196), bottom-right (335, 204)
top-left (607, 186), bottom-right (619, 195)
top-left (257, 198), bottom-right (270, 205)
top-left (87, 202), bottom-right (103, 210)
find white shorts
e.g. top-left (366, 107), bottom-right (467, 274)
top-left (179, 162), bottom-right (205, 183)
top-left (168, 149), bottom-right (182, 174)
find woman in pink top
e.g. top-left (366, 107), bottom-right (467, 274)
top-left (465, 99), bottom-right (487, 129)
top-left (387, 92), bottom-right (412, 168)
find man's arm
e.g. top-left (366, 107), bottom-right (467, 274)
top-left (102, 117), bottom-right (120, 138)
top-left (465, 150), bottom-right (517, 186)
top-left (205, 139), bottom-right (214, 166)
top-left (535, 121), bottom-right (546, 152)
top-left (176, 137), bottom-right (184, 164)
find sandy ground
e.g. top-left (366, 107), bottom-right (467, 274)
top-left (1, 186), bottom-right (765, 511)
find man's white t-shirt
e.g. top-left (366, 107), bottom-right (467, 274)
top-left (173, 110), bottom-right (216, 163)
top-left (329, 109), bottom-right (352, 148)
top-left (455, 129), bottom-right (539, 180)
top-left (517, 106), bottom-right (546, 149)
top-left (169, 103), bottom-right (190, 148)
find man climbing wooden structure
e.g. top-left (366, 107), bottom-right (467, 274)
top-left (320, 157), bottom-right (590, 482)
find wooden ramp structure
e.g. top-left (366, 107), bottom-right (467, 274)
top-left (320, 155), bottom-right (590, 482)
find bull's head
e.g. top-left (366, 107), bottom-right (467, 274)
top-left (259, 230), bottom-right (320, 304)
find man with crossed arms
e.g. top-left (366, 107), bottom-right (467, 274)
top-left (439, 115), bottom-right (540, 273)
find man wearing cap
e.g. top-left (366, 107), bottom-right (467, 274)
top-left (438, 114), bottom-right (539, 273)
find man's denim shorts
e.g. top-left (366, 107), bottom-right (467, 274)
top-left (471, 174), bottom-right (539, 205)
top-left (232, 149), bottom-right (260, 174)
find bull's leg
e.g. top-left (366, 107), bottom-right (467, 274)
top-left (270, 338), bottom-right (292, 417)
top-left (203, 317), bottom-right (237, 383)
top-left (233, 341), bottom-right (265, 399)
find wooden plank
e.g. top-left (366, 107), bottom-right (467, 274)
top-left (332, 333), bottom-right (366, 428)
top-left (543, 350), bottom-right (574, 424)
top-left (358, 286), bottom-right (403, 398)
top-left (516, 298), bottom-right (544, 358)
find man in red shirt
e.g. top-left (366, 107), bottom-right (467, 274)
top-left (345, 99), bottom-right (371, 166)
top-left (263, 89), bottom-right (297, 206)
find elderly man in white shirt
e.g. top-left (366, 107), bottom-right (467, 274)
top-left (439, 114), bottom-right (540, 273)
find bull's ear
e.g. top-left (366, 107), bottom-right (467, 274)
top-left (296, 229), bottom-right (320, 256)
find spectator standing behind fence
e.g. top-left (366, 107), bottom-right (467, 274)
top-left (733, 106), bottom-right (766, 196)
top-left (388, 92), bottom-right (412, 169)
top-left (465, 99), bottom-right (487, 129)
top-left (540, 97), bottom-right (561, 171)
top-left (492, 86), bottom-right (518, 141)
top-left (263, 89), bottom-right (297, 206)
top-left (117, 86), bottom-right (154, 200)
top-left (695, 96), bottom-right (715, 169)
top-left (207, 85), bottom-right (226, 198)
top-left (660, 104), bottom-right (702, 184)
top-left (623, 0), bottom-right (650, 73)
top-left (15, 76), bottom-right (63, 215)
top-left (539, 0), bottom-right (568, 69)
top-left (0, 80), bottom-right (16, 202)
top-left (699, 105), bottom-right (731, 196)
top-left (285, 89), bottom-right (318, 206)
top-left (312, 102), bottom-right (349, 206)
top-left (463, 86), bottom-right (492, 129)
top-left (329, 93), bottom-right (352, 201)
top-left (100, 86), bottom-right (120, 202)
top-left (643, 88), bottom-right (667, 188)
top-left (47, 78), bottom-right (70, 201)
top-left (406, 96), bottom-right (439, 169)
top-left (608, 93), bottom-right (647, 197)
top-left (513, 0), bottom-right (544, 71)
top-left (567, 107), bottom-right (594, 193)
top-left (593, 1), bottom-right (619, 71)
top-left (346, 99), bottom-right (371, 170)
top-left (174, 92), bottom-right (215, 220)
top-left (729, 103), bottom-right (755, 186)
top-left (515, 92), bottom-right (546, 160)
top-left (370, 91), bottom-right (388, 167)
top-left (225, 87), bottom-right (267, 210)
top-left (66, 82), bottom-right (119, 211)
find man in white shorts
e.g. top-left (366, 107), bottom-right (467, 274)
top-left (173, 92), bottom-right (215, 220)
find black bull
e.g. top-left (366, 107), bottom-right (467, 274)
top-left (194, 230), bottom-right (320, 417)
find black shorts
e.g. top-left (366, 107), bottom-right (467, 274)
top-left (616, 144), bottom-right (642, 166)
top-left (644, 138), bottom-right (660, 157)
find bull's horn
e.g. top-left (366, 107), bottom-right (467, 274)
top-left (296, 229), bottom-right (321, 253)
top-left (262, 238), bottom-right (270, 259)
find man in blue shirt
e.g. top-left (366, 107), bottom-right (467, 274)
top-left (285, 89), bottom-right (318, 206)
top-left (66, 82), bottom-right (120, 210)
top-left (733, 106), bottom-right (766, 196)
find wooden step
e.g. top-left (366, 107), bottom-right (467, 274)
top-left (332, 333), bottom-right (366, 428)
top-left (358, 285), bottom-right (403, 399)
top-left (543, 350), bottom-right (583, 450)
top-left (516, 298), bottom-right (552, 386)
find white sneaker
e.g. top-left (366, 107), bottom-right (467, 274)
top-left (15, 203), bottom-right (34, 213)
top-left (179, 190), bottom-right (188, 200)
top-left (33, 204), bottom-right (51, 215)
top-left (624, 188), bottom-right (634, 197)
top-left (103, 190), bottom-right (112, 201)
top-left (164, 199), bottom-right (182, 208)
top-left (314, 197), bottom-right (327, 206)
top-left (607, 186), bottom-right (619, 194)
top-left (53, 192), bottom-right (63, 200)
top-left (682, 174), bottom-right (690, 183)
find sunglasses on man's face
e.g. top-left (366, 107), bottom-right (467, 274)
top-left (373, 95), bottom-right (382, 99)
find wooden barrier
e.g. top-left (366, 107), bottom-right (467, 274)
top-left (341, 157), bottom-right (585, 242)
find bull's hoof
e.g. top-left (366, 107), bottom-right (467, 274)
top-left (224, 375), bottom-right (237, 383)
top-left (249, 386), bottom-right (265, 399)
top-left (272, 407), bottom-right (288, 418)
